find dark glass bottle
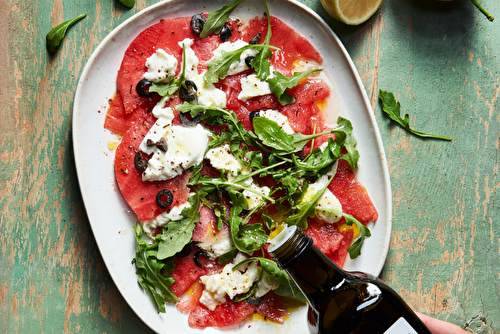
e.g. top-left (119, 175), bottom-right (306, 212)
top-left (268, 226), bottom-right (433, 334)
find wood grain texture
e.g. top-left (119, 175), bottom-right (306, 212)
top-left (0, 0), bottom-right (498, 333)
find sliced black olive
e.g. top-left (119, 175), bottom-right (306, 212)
top-left (220, 24), bottom-right (233, 42)
top-left (146, 139), bottom-right (155, 147)
top-left (177, 243), bottom-right (193, 257)
top-left (249, 110), bottom-right (261, 123)
top-left (156, 189), bottom-right (173, 208)
top-left (249, 32), bottom-right (261, 45)
top-left (136, 78), bottom-right (155, 98)
top-left (191, 14), bottom-right (206, 37)
top-left (179, 112), bottom-right (202, 126)
top-left (245, 56), bottom-right (255, 70)
top-left (155, 137), bottom-right (168, 152)
top-left (134, 152), bottom-right (148, 172)
top-left (246, 295), bottom-right (265, 305)
top-left (194, 250), bottom-right (209, 268)
top-left (179, 80), bottom-right (197, 102)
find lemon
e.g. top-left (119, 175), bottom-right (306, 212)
top-left (320, 0), bottom-right (383, 25)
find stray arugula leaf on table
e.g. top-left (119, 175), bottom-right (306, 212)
top-left (46, 14), bottom-right (87, 53)
top-left (378, 89), bottom-right (451, 141)
top-left (118, 0), bottom-right (135, 8)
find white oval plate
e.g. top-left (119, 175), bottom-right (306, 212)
top-left (73, 0), bottom-right (392, 333)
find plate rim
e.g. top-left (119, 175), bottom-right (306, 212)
top-left (72, 0), bottom-right (392, 332)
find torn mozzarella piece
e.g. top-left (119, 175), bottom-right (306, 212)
top-left (199, 253), bottom-right (260, 311)
top-left (242, 183), bottom-right (271, 210)
top-left (143, 49), bottom-right (178, 82)
top-left (302, 163), bottom-right (342, 223)
top-left (205, 143), bottom-right (251, 178)
top-left (238, 74), bottom-right (272, 101)
top-left (141, 200), bottom-right (192, 238)
top-left (142, 124), bottom-right (210, 181)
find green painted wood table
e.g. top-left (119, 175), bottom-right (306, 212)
top-left (1, 0), bottom-right (499, 333)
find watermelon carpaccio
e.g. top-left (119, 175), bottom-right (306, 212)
top-left (106, 12), bottom-right (378, 329)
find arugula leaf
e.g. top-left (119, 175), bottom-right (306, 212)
top-left (286, 172), bottom-right (336, 229)
top-left (234, 257), bottom-right (306, 302)
top-left (46, 14), bottom-right (87, 53)
top-left (378, 89), bottom-right (451, 141)
top-left (268, 69), bottom-right (322, 106)
top-left (132, 224), bottom-right (178, 313)
top-left (252, 117), bottom-right (295, 152)
top-left (118, 0), bottom-right (135, 8)
top-left (156, 192), bottom-right (201, 260)
top-left (251, 0), bottom-right (273, 80)
top-left (200, 0), bottom-right (246, 38)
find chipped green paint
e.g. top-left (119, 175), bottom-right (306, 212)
top-left (0, 0), bottom-right (498, 333)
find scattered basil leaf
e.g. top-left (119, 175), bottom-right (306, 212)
top-left (378, 89), bottom-right (452, 141)
top-left (46, 14), bottom-right (87, 53)
top-left (268, 69), bottom-right (322, 106)
top-left (200, 0), bottom-right (245, 38)
top-left (118, 0), bottom-right (135, 8)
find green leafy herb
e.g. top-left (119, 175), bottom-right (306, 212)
top-left (200, 0), bottom-right (246, 38)
top-left (268, 69), bottom-right (322, 106)
top-left (150, 44), bottom-right (188, 97)
top-left (204, 44), bottom-right (279, 84)
top-left (118, 0), bottom-right (135, 8)
top-left (378, 89), bottom-right (452, 141)
top-left (251, 0), bottom-right (273, 80)
top-left (46, 14), bottom-right (87, 53)
top-left (286, 172), bottom-right (336, 229)
top-left (156, 192), bottom-right (201, 260)
top-left (234, 257), bottom-right (306, 302)
top-left (132, 224), bottom-right (178, 313)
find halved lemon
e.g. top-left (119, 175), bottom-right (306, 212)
top-left (320, 0), bottom-right (383, 25)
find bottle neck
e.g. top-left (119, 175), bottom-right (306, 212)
top-left (269, 226), bottom-right (348, 307)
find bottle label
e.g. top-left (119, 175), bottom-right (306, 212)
top-left (384, 317), bottom-right (418, 334)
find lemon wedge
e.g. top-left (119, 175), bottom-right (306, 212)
top-left (320, 0), bottom-right (383, 25)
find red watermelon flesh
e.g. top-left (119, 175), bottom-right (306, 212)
top-left (114, 123), bottom-right (191, 220)
top-left (188, 298), bottom-right (255, 328)
top-left (329, 159), bottom-right (379, 224)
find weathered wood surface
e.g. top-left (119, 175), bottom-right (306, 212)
top-left (0, 0), bottom-right (498, 333)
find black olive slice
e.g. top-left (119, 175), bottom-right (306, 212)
top-left (194, 250), bottom-right (209, 268)
top-left (155, 137), bottom-right (168, 152)
top-left (179, 80), bottom-right (198, 102)
top-left (249, 32), bottom-right (261, 45)
top-left (245, 56), bottom-right (255, 70)
top-left (246, 295), bottom-right (265, 305)
top-left (134, 152), bottom-right (148, 172)
top-left (179, 112), bottom-right (202, 126)
top-left (191, 14), bottom-right (206, 37)
top-left (220, 24), bottom-right (233, 42)
top-left (136, 78), bottom-right (155, 98)
top-left (156, 189), bottom-right (173, 208)
top-left (249, 110), bottom-right (261, 123)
